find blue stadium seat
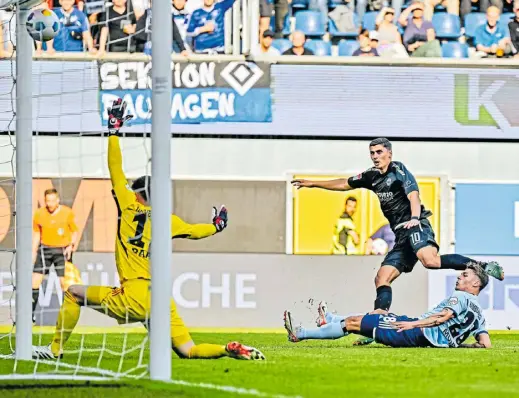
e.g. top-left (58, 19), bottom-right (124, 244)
top-left (464, 12), bottom-right (486, 38)
top-left (328, 17), bottom-right (360, 39)
top-left (282, 13), bottom-right (292, 36)
top-left (337, 39), bottom-right (359, 55)
top-left (362, 11), bottom-right (378, 31)
top-left (295, 11), bottom-right (327, 36)
top-left (500, 12), bottom-right (514, 27)
top-left (432, 13), bottom-right (462, 39)
top-left (272, 38), bottom-right (293, 53)
top-left (328, 0), bottom-right (344, 8)
top-left (441, 41), bottom-right (469, 58)
top-left (305, 39), bottom-right (332, 55)
top-left (292, 0), bottom-right (309, 10)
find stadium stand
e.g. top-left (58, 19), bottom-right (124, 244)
top-left (441, 41), bottom-right (469, 57)
top-left (337, 39), bottom-right (359, 55)
top-left (10, 0), bottom-right (518, 59)
top-left (305, 39), bottom-right (332, 55)
top-left (294, 11), bottom-right (327, 37)
top-left (432, 13), bottom-right (462, 40)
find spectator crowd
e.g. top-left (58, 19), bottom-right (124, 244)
top-left (0, 0), bottom-right (518, 57)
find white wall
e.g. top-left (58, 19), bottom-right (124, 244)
top-left (1, 136), bottom-right (516, 181)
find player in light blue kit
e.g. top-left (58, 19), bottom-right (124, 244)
top-left (284, 264), bottom-right (491, 349)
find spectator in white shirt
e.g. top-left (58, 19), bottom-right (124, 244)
top-left (251, 29), bottom-right (281, 55)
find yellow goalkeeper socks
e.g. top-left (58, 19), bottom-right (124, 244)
top-left (50, 290), bottom-right (81, 356)
top-left (188, 344), bottom-right (227, 359)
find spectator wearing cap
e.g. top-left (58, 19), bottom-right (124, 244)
top-left (399, 1), bottom-right (441, 57)
top-left (509, 1), bottom-right (519, 57)
top-left (282, 30), bottom-right (314, 55)
top-left (251, 30), bottom-right (281, 55)
top-left (352, 29), bottom-right (380, 56)
top-left (376, 7), bottom-right (409, 58)
top-left (474, 6), bottom-right (511, 57)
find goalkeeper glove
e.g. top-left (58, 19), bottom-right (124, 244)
top-left (107, 98), bottom-right (133, 136)
top-left (212, 205), bottom-right (228, 233)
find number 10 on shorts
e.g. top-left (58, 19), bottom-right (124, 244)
top-left (411, 232), bottom-right (422, 245)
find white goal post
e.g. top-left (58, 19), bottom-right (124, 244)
top-left (1, 0), bottom-right (175, 382)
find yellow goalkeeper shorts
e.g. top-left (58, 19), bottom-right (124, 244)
top-left (86, 279), bottom-right (192, 347)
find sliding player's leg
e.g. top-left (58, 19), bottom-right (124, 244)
top-left (169, 299), bottom-right (265, 360)
top-left (316, 301), bottom-right (365, 327)
top-left (286, 310), bottom-right (430, 348)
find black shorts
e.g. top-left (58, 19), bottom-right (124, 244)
top-left (382, 219), bottom-right (439, 274)
top-left (260, 0), bottom-right (274, 17)
top-left (33, 246), bottom-right (69, 277)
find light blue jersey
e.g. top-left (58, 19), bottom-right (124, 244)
top-left (422, 290), bottom-right (487, 348)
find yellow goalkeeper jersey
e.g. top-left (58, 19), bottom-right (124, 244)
top-left (108, 136), bottom-right (217, 283)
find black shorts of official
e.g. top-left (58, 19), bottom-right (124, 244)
top-left (260, 0), bottom-right (274, 17)
top-left (382, 218), bottom-right (439, 274)
top-left (33, 246), bottom-right (69, 277)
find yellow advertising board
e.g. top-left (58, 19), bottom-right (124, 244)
top-left (292, 175), bottom-right (441, 255)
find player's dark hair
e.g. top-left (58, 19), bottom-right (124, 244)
top-left (467, 263), bottom-right (489, 292)
top-left (346, 196), bottom-right (357, 203)
top-left (369, 138), bottom-right (392, 151)
top-left (44, 188), bottom-right (59, 197)
top-left (132, 176), bottom-right (151, 203)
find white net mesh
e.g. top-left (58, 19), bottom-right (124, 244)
top-left (0, 4), bottom-right (155, 379)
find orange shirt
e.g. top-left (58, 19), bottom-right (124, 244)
top-left (33, 205), bottom-right (78, 247)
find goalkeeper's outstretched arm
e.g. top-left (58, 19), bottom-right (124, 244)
top-left (106, 98), bottom-right (135, 209)
top-left (108, 135), bottom-right (128, 188)
top-left (171, 206), bottom-right (228, 239)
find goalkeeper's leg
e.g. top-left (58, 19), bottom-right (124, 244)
top-left (35, 285), bottom-right (113, 358)
top-left (168, 299), bottom-right (265, 361)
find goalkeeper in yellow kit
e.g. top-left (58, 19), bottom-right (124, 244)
top-left (32, 98), bottom-right (265, 362)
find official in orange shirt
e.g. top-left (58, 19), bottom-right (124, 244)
top-left (32, 188), bottom-right (79, 320)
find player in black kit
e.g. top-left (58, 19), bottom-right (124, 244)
top-left (291, 138), bottom-right (504, 345)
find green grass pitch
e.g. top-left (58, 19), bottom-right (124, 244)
top-left (0, 332), bottom-right (519, 397)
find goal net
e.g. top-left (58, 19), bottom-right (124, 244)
top-left (0, 9), bottom-right (152, 381)
top-left (0, 0), bottom-right (271, 384)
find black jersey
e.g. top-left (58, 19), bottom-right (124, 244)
top-left (347, 161), bottom-right (432, 230)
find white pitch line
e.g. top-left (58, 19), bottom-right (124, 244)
top-left (0, 357), bottom-right (302, 398)
top-left (169, 379), bottom-right (303, 398)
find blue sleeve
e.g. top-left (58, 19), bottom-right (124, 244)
top-left (186, 11), bottom-right (202, 35)
top-left (443, 291), bottom-right (469, 316)
top-left (394, 162), bottom-right (418, 195)
top-left (474, 318), bottom-right (488, 338)
top-left (219, 0), bottom-right (235, 12)
top-left (347, 169), bottom-right (374, 190)
top-left (499, 23), bottom-right (509, 38)
top-left (80, 11), bottom-right (89, 33)
top-left (474, 26), bottom-right (485, 47)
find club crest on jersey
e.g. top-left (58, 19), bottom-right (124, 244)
top-left (386, 178), bottom-right (391, 186)
top-left (448, 297), bottom-right (458, 306)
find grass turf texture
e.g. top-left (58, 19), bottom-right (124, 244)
top-left (0, 332), bottom-right (518, 397)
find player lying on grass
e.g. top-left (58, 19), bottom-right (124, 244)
top-left (284, 264), bottom-right (491, 349)
top-left (32, 98), bottom-right (265, 362)
top-left (291, 138), bottom-right (503, 346)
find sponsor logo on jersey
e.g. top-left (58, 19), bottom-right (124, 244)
top-left (377, 192), bottom-right (394, 202)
